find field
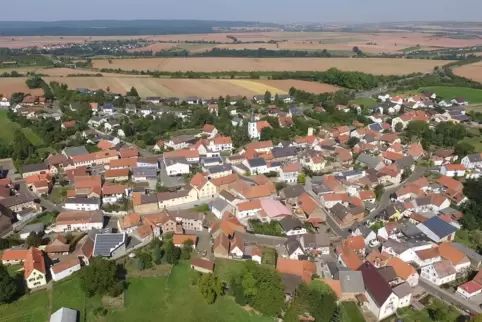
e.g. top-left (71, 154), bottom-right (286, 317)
top-left (454, 62), bottom-right (482, 83)
top-left (0, 110), bottom-right (44, 146)
top-left (418, 86), bottom-right (482, 103)
top-left (92, 57), bottom-right (448, 75)
top-left (0, 79), bottom-right (44, 98)
top-left (341, 302), bottom-right (365, 322)
top-left (349, 97), bottom-right (378, 107)
top-left (106, 262), bottom-right (271, 322)
top-left (0, 289), bottom-right (49, 322)
top-left (38, 77), bottom-right (337, 97)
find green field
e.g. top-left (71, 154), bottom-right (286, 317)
top-left (0, 110), bottom-right (44, 146)
top-left (0, 289), bottom-right (49, 322)
top-left (419, 86), bottom-right (482, 104)
top-left (341, 302), bottom-right (365, 322)
top-left (349, 97), bottom-right (377, 107)
top-left (214, 258), bottom-right (248, 283)
top-left (106, 262), bottom-right (271, 322)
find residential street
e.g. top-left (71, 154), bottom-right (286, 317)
top-left (419, 279), bottom-right (482, 314)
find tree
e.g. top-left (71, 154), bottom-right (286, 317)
top-left (181, 239), bottom-right (194, 260)
top-left (394, 122), bottom-right (403, 133)
top-left (347, 137), bottom-right (360, 148)
top-left (297, 173), bottom-right (306, 184)
top-left (26, 232), bottom-right (42, 247)
top-left (80, 257), bottom-right (122, 297)
top-left (164, 240), bottom-right (181, 265)
top-left (0, 263), bottom-right (18, 303)
top-left (136, 251), bottom-right (153, 270)
top-left (455, 141), bottom-right (475, 157)
top-left (126, 87), bottom-right (139, 97)
top-left (264, 90), bottom-right (272, 104)
top-left (198, 273), bottom-right (224, 304)
top-left (405, 120), bottom-right (429, 138)
top-left (152, 243), bottom-right (162, 265)
top-left (260, 127), bottom-right (274, 141)
top-left (401, 167), bottom-right (412, 181)
top-left (374, 184), bottom-right (385, 201)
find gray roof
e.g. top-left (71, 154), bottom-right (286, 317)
top-left (19, 223), bottom-right (45, 235)
top-left (331, 203), bottom-right (349, 220)
top-left (339, 270), bottom-right (365, 293)
top-left (466, 153), bottom-right (482, 162)
top-left (93, 233), bottom-right (126, 257)
top-left (21, 162), bottom-right (49, 174)
top-left (377, 266), bottom-right (398, 283)
top-left (0, 193), bottom-right (35, 208)
top-left (50, 307), bottom-right (78, 322)
top-left (280, 184), bottom-right (305, 199)
top-left (285, 238), bottom-right (304, 256)
top-left (418, 216), bottom-right (457, 238)
top-left (383, 239), bottom-right (408, 254)
top-left (392, 282), bottom-right (412, 298)
top-left (62, 146), bottom-right (89, 157)
top-left (219, 190), bottom-right (236, 202)
top-left (279, 216), bottom-right (304, 232)
top-left (272, 147), bottom-right (297, 159)
top-left (202, 157), bottom-right (222, 165)
top-left (281, 273), bottom-right (303, 294)
top-left (125, 103), bottom-right (137, 111)
top-left (211, 197), bottom-right (229, 212)
top-left (247, 158), bottom-right (266, 168)
top-left (207, 164), bottom-right (232, 174)
top-left (302, 233), bottom-right (330, 248)
top-left (164, 157), bottom-right (189, 166)
top-left (65, 197), bottom-right (100, 205)
top-left (357, 153), bottom-right (382, 169)
top-left (395, 156), bottom-right (415, 169)
top-left (132, 167), bottom-right (158, 177)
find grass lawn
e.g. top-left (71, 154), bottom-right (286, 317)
top-left (419, 86), bottom-right (482, 104)
top-left (214, 258), bottom-right (247, 283)
top-left (261, 248), bottom-right (277, 266)
top-left (349, 97), bottom-right (377, 107)
top-left (0, 290), bottom-right (49, 322)
top-left (107, 262), bottom-right (271, 322)
top-left (48, 187), bottom-right (68, 204)
top-left (6, 264), bottom-right (23, 276)
top-left (341, 302), bottom-right (365, 322)
top-left (0, 110), bottom-right (44, 146)
top-left (460, 136), bottom-right (482, 151)
top-left (30, 211), bottom-right (59, 225)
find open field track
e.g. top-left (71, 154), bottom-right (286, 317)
top-left (453, 62), bottom-right (482, 83)
top-left (0, 77), bottom-right (338, 97)
top-left (92, 57), bottom-right (449, 75)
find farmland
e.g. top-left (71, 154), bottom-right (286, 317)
top-left (0, 110), bottom-right (44, 146)
top-left (0, 79), bottom-right (44, 98)
top-left (454, 61), bottom-right (482, 83)
top-left (418, 86), bottom-right (482, 103)
top-left (92, 57), bottom-right (448, 75)
top-left (0, 76), bottom-right (338, 97)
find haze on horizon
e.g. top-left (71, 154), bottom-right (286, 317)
top-left (4, 0), bottom-right (482, 23)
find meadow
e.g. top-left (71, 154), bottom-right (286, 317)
top-left (418, 86), bottom-right (482, 103)
top-left (0, 110), bottom-right (44, 146)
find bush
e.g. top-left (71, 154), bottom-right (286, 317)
top-left (108, 281), bottom-right (125, 297)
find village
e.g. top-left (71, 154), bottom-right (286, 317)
top-left (1, 83), bottom-right (482, 322)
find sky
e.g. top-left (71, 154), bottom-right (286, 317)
top-left (4, 0), bottom-right (482, 23)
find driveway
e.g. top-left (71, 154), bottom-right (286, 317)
top-left (187, 228), bottom-right (213, 260)
top-left (159, 164), bottom-right (185, 189)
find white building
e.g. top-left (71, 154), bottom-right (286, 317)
top-left (440, 164), bottom-right (466, 177)
top-left (420, 260), bottom-right (456, 286)
top-left (24, 248), bottom-right (47, 289)
top-left (50, 258), bottom-right (81, 282)
top-left (456, 281), bottom-right (482, 299)
top-left (53, 211), bottom-right (104, 232)
top-left (0, 97), bottom-right (10, 107)
top-left (164, 158), bottom-right (190, 176)
top-left (461, 153), bottom-right (482, 169)
top-left (64, 197), bottom-right (100, 211)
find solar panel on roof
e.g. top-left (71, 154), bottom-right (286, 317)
top-left (93, 233), bottom-right (125, 257)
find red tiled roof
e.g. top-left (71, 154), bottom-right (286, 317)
top-left (105, 168), bottom-right (129, 178)
top-left (459, 281), bottom-right (482, 294)
top-left (119, 147), bottom-right (138, 158)
top-left (24, 247), bottom-right (46, 277)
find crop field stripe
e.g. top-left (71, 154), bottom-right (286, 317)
top-left (228, 79), bottom-right (287, 95)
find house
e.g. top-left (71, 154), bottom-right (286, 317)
top-left (230, 234), bottom-right (245, 258)
top-left (132, 167), bottom-right (158, 182)
top-left (21, 162), bottom-right (50, 178)
top-left (285, 238), bottom-right (305, 259)
top-left (451, 242), bottom-right (482, 269)
top-left (93, 233), bottom-right (126, 258)
top-left (102, 102), bottom-right (114, 114)
top-left (438, 242), bottom-right (471, 273)
top-left (279, 216), bottom-right (306, 236)
top-left (45, 234), bottom-right (70, 255)
top-left (61, 120), bottom-right (76, 129)
top-left (358, 262), bottom-right (399, 321)
top-left (1, 246), bottom-right (28, 265)
top-left (248, 118), bottom-right (272, 140)
top-left (243, 158), bottom-right (267, 174)
top-left (420, 260), bottom-right (456, 286)
top-left (173, 234), bottom-right (197, 248)
top-left (280, 163), bottom-right (300, 184)
top-left (441, 164), bottom-right (466, 177)
top-left (190, 173), bottom-right (217, 199)
top-left (276, 258), bottom-right (317, 286)
top-left (456, 281), bottom-right (482, 299)
top-left (157, 189), bottom-right (198, 209)
top-left (191, 257), bottom-right (214, 273)
top-left (461, 153), bottom-right (482, 169)
top-left (118, 213), bottom-right (142, 234)
top-left (104, 168), bottom-right (130, 182)
top-left (133, 193), bottom-right (159, 214)
top-left (417, 216), bottom-right (457, 243)
top-left (54, 211), bottom-right (103, 232)
top-left (0, 96), bottom-right (10, 107)
top-left (386, 257), bottom-right (419, 287)
top-left (64, 197), bottom-right (100, 211)
top-left (19, 223), bottom-right (45, 239)
top-left (50, 257), bottom-right (81, 282)
top-left (24, 247), bottom-right (47, 289)
top-left (202, 124), bottom-right (218, 139)
top-left (213, 233), bottom-right (230, 258)
top-left (300, 233), bottom-right (330, 255)
top-left (452, 98), bottom-right (468, 106)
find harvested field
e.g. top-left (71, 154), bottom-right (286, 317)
top-left (40, 67), bottom-right (99, 76)
top-left (0, 78), bottom-right (44, 97)
top-left (38, 77), bottom-right (337, 97)
top-left (92, 57), bottom-right (449, 75)
top-left (454, 62), bottom-right (482, 83)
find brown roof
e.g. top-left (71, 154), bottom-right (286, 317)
top-left (190, 172), bottom-right (207, 190)
top-left (24, 247), bottom-right (46, 277)
top-left (343, 236), bottom-right (365, 252)
top-left (105, 168), bottom-right (130, 178)
top-left (119, 147), bottom-right (138, 158)
top-left (56, 211), bottom-right (103, 226)
top-left (358, 262), bottom-right (393, 307)
top-left (437, 176), bottom-right (463, 192)
top-left (74, 235), bottom-right (94, 259)
top-left (276, 258), bottom-right (316, 284)
top-left (211, 173), bottom-right (239, 187)
top-left (439, 242), bottom-right (469, 266)
top-left (230, 234), bottom-right (245, 253)
top-left (119, 213), bottom-right (141, 230)
top-left (366, 250), bottom-right (392, 267)
top-left (237, 199), bottom-right (262, 212)
top-left (319, 278), bottom-right (342, 298)
top-left (173, 234), bottom-right (197, 246)
top-left (340, 251), bottom-right (363, 271)
top-left (298, 192), bottom-right (318, 215)
top-left (213, 233), bottom-right (230, 254)
top-left (1, 248), bottom-right (28, 261)
top-left (51, 257), bottom-right (80, 274)
top-left (102, 184), bottom-right (127, 195)
top-left (163, 149), bottom-right (199, 159)
top-left (386, 257), bottom-right (417, 280)
top-left (109, 157), bottom-right (138, 169)
top-left (191, 257), bottom-right (214, 272)
top-left (432, 260), bottom-right (457, 277)
top-left (416, 247), bottom-right (440, 260)
top-left (134, 223), bottom-right (153, 239)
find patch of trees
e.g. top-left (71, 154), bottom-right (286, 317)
top-left (0, 263), bottom-right (19, 303)
top-left (195, 47), bottom-right (336, 58)
top-left (193, 272), bottom-right (225, 304)
top-left (25, 76), bottom-right (53, 99)
top-left (228, 261), bottom-right (285, 316)
top-left (461, 179), bottom-right (482, 231)
top-left (80, 257), bottom-right (124, 297)
top-left (0, 237), bottom-right (22, 250)
top-left (249, 220), bottom-right (284, 236)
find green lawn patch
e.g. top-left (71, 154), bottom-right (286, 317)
top-left (248, 220), bottom-right (284, 237)
top-left (0, 289), bottom-right (49, 322)
top-left (48, 187), bottom-right (68, 205)
top-left (107, 262), bottom-right (270, 322)
top-left (214, 258), bottom-right (247, 283)
top-left (349, 97), bottom-right (377, 108)
top-left (341, 302), bottom-right (365, 322)
top-left (0, 110), bottom-right (44, 146)
top-left (460, 136), bottom-right (482, 152)
top-left (419, 86), bottom-right (482, 104)
top-left (261, 248), bottom-right (277, 266)
top-left (30, 211), bottom-right (59, 225)
top-left (6, 264), bottom-right (23, 276)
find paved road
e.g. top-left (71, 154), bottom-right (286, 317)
top-left (365, 165), bottom-right (427, 222)
top-left (419, 279), bottom-right (482, 314)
